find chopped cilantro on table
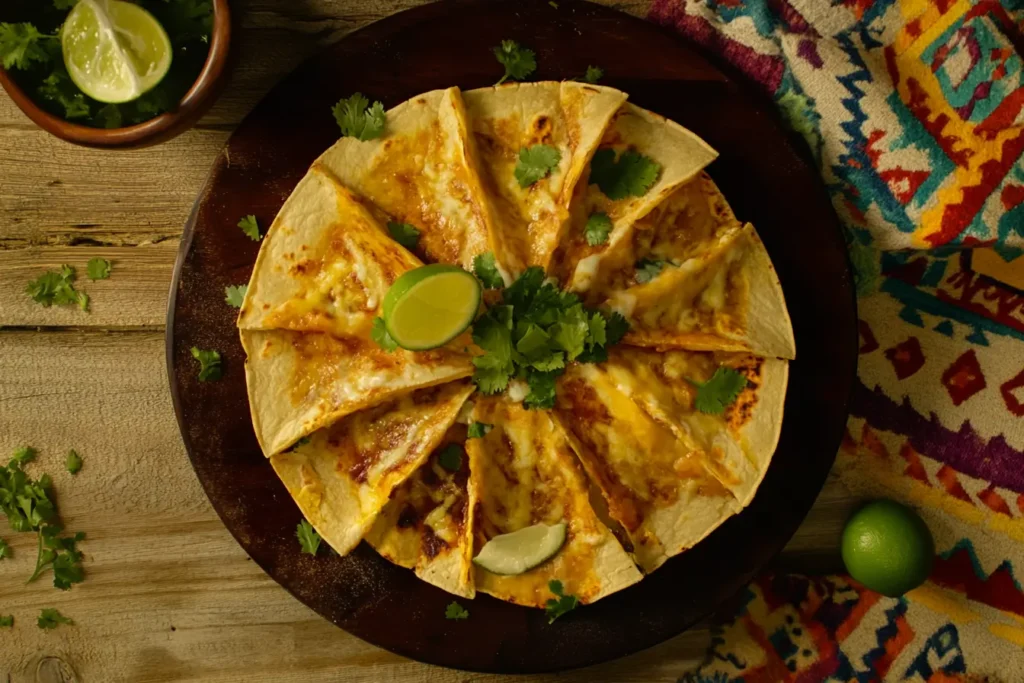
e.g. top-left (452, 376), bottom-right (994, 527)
top-left (584, 212), bottom-right (612, 246)
top-left (466, 422), bottom-right (492, 439)
top-left (238, 215), bottom-right (261, 241)
top-left (13, 446), bottom-right (37, 466)
top-left (65, 450), bottom-right (83, 475)
top-left (86, 258), bottom-right (111, 281)
top-left (469, 263), bottom-right (629, 408)
top-left (332, 93), bottom-right (386, 141)
top-left (445, 601), bottom-right (469, 620)
top-left (691, 367), bottom-right (748, 415)
top-left (472, 253), bottom-right (505, 289)
top-left (0, 615), bottom-right (12, 628)
top-left (37, 608), bottom-right (72, 630)
top-left (296, 520), bottom-right (321, 556)
top-left (371, 316), bottom-right (399, 352)
top-left (514, 144), bottom-right (561, 188)
top-left (493, 40), bottom-right (536, 86)
top-left (437, 444), bottom-right (464, 472)
top-left (387, 222), bottom-right (421, 250)
top-left (589, 149), bottom-right (662, 200)
top-left (0, 538), bottom-right (10, 559)
top-left (579, 65), bottom-right (604, 84)
top-left (190, 347), bottom-right (222, 381)
top-left (224, 284), bottom-right (247, 308)
top-left (634, 258), bottom-right (668, 284)
top-left (28, 525), bottom-right (86, 590)
top-left (545, 580), bottom-right (579, 623)
top-left (25, 265), bottom-right (89, 311)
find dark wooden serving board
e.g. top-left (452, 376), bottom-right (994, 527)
top-left (166, 0), bottom-right (857, 673)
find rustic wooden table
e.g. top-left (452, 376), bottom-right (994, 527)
top-left (0, 1), bottom-right (858, 680)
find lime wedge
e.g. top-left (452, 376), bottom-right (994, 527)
top-left (382, 264), bottom-right (481, 351)
top-left (62, 0), bottom-right (172, 104)
top-left (473, 522), bottom-right (567, 575)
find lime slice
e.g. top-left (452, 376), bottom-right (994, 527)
top-left (841, 499), bottom-right (934, 597)
top-left (382, 264), bottom-right (481, 351)
top-left (62, 0), bottom-right (172, 104)
top-left (473, 522), bottom-right (566, 575)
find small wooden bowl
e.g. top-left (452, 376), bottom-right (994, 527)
top-left (0, 0), bottom-right (231, 149)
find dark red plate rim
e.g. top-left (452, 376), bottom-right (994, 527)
top-left (165, 0), bottom-right (858, 673)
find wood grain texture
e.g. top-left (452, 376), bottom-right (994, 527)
top-left (0, 0), bottom-right (855, 679)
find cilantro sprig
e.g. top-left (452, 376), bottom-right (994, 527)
top-left (296, 520), bottom-right (321, 555)
top-left (515, 145), bottom-right (561, 188)
top-left (584, 212), bottom-right (612, 246)
top-left (545, 579), bottom-right (579, 623)
top-left (332, 93), bottom-right (386, 141)
top-left (0, 23), bottom-right (55, 70)
top-left (25, 265), bottom-right (89, 311)
top-left (0, 615), bottom-right (12, 628)
top-left (691, 367), bottom-right (748, 414)
top-left (578, 65), bottom-right (604, 84)
top-left (493, 40), bottom-right (536, 85)
top-left (190, 347), bottom-right (222, 381)
top-left (37, 608), bottom-right (72, 630)
top-left (224, 284), bottom-right (247, 308)
top-left (445, 601), bottom-right (469, 620)
top-left (472, 253), bottom-right (505, 289)
top-left (469, 261), bottom-right (629, 409)
top-left (589, 149), bottom-right (662, 200)
top-left (238, 215), bottom-right (261, 241)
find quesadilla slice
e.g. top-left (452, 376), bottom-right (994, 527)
top-left (271, 381), bottom-right (473, 559)
top-left (238, 164), bottom-right (420, 337)
top-left (366, 422), bottom-right (477, 598)
top-left (552, 363), bottom-right (740, 572)
top-left (316, 87), bottom-right (495, 270)
top-left (463, 82), bottom-right (627, 276)
top-left (603, 347), bottom-right (788, 507)
top-left (606, 222), bottom-right (796, 359)
top-left (551, 103), bottom-right (718, 293)
top-left (241, 329), bottom-right (473, 456)
top-left (466, 395), bottom-right (641, 606)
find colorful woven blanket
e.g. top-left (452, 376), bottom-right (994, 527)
top-left (649, 0), bottom-right (1024, 680)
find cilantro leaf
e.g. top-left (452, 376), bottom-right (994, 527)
top-left (514, 145), bottom-right (561, 188)
top-left (604, 311), bottom-right (630, 345)
top-left (692, 367), bottom-right (748, 415)
top-left (25, 265), bottom-right (89, 311)
top-left (579, 65), bottom-right (604, 84)
top-left (12, 446), bottom-right (37, 466)
top-left (37, 71), bottom-right (90, 120)
top-left (65, 450), bottom-right (82, 475)
top-left (584, 212), bottom-right (612, 246)
top-left (387, 222), bottom-right (420, 250)
top-left (0, 23), bottom-right (54, 71)
top-left (0, 449), bottom-right (56, 534)
top-left (86, 258), bottom-right (111, 281)
top-left (332, 93), bottom-right (386, 141)
top-left (437, 443), bottom-right (463, 472)
top-left (224, 284), bottom-right (247, 308)
top-left (0, 615), bottom-right (12, 628)
top-left (471, 305), bottom-right (515, 393)
top-left (0, 538), bottom-right (10, 559)
top-left (28, 525), bottom-right (86, 590)
top-left (296, 520), bottom-right (321, 555)
top-left (371, 316), bottom-right (399, 352)
top-left (473, 252), bottom-right (505, 289)
top-left (493, 40), bottom-right (536, 85)
top-left (635, 258), bottom-right (667, 284)
top-left (238, 215), bottom-right (261, 241)
top-left (467, 422), bottom-right (492, 439)
top-left (545, 579), bottom-right (579, 623)
top-left (37, 608), bottom-right (72, 630)
top-left (190, 347), bottom-right (222, 382)
top-left (445, 601), bottom-right (469, 620)
top-left (548, 305), bottom-right (589, 361)
top-left (524, 369), bottom-right (559, 410)
top-left (589, 149), bottom-right (662, 200)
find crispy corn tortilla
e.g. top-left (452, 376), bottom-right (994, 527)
top-left (552, 364), bottom-right (740, 572)
top-left (463, 82), bottom-right (627, 277)
top-left (551, 103), bottom-right (718, 292)
top-left (467, 395), bottom-right (641, 606)
top-left (241, 329), bottom-right (472, 456)
top-left (603, 347), bottom-right (788, 507)
top-left (316, 87), bottom-right (497, 270)
top-left (366, 423), bottom-right (477, 598)
top-left (608, 223), bottom-right (796, 359)
top-left (271, 382), bottom-right (473, 561)
top-left (238, 165), bottom-right (420, 337)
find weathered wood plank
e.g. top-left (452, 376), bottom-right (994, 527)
top-left (0, 245), bottom-right (178, 328)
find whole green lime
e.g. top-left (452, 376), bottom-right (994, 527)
top-left (841, 499), bottom-right (934, 597)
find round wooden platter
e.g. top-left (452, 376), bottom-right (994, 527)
top-left (166, 0), bottom-right (857, 673)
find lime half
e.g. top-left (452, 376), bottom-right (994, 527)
top-left (841, 499), bottom-right (934, 597)
top-left (382, 264), bottom-right (481, 351)
top-left (473, 522), bottom-right (567, 575)
top-left (62, 0), bottom-right (172, 104)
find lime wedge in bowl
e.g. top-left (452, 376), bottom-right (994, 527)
top-left (382, 264), bottom-right (481, 351)
top-left (62, 0), bottom-right (172, 104)
top-left (473, 522), bottom-right (567, 575)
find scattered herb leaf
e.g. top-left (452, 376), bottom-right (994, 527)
top-left (190, 347), bottom-right (222, 382)
top-left (437, 444), bottom-right (463, 472)
top-left (332, 93), bottom-right (386, 141)
top-left (238, 215), bottom-right (261, 241)
top-left (224, 284), bottom-right (247, 308)
top-left (25, 265), bottom-right (88, 311)
top-left (12, 446), bottom-right (37, 466)
top-left (0, 538), bottom-right (10, 559)
top-left (37, 608), bottom-right (72, 630)
top-left (514, 144), bottom-right (561, 188)
top-left (387, 222), bottom-right (420, 250)
top-left (28, 525), bottom-right (85, 590)
top-left (371, 316), bottom-right (399, 352)
top-left (65, 450), bottom-right (82, 475)
top-left (473, 252), bottom-right (505, 289)
top-left (85, 258), bottom-right (111, 281)
top-left (635, 258), bottom-right (667, 284)
top-left (296, 520), bottom-right (321, 555)
top-left (589, 149), bottom-right (661, 200)
top-left (545, 579), bottom-right (579, 623)
top-left (584, 212), bottom-right (612, 246)
top-left (579, 65), bottom-right (604, 84)
top-left (466, 422), bottom-right (492, 439)
top-left (493, 40), bottom-right (536, 85)
top-left (0, 615), bottom-right (12, 628)
top-left (445, 601), bottom-right (469, 620)
top-left (691, 367), bottom-right (748, 415)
